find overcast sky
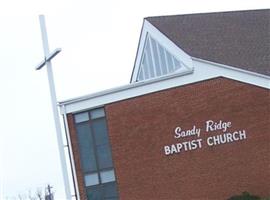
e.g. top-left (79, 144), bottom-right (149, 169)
top-left (0, 0), bottom-right (269, 199)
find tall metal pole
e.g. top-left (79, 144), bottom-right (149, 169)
top-left (38, 15), bottom-right (72, 200)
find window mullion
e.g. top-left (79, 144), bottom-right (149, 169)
top-left (89, 118), bottom-right (102, 184)
top-left (156, 40), bottom-right (163, 76)
top-left (172, 55), bottom-right (177, 71)
top-left (148, 36), bottom-right (157, 77)
top-left (163, 48), bottom-right (170, 73)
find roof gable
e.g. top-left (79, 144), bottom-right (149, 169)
top-left (137, 34), bottom-right (191, 81)
top-left (131, 19), bottom-right (194, 83)
top-left (145, 9), bottom-right (270, 76)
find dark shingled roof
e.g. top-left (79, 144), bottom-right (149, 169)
top-left (146, 9), bottom-right (270, 76)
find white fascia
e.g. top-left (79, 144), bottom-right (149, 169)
top-left (131, 19), bottom-right (194, 83)
top-left (192, 57), bottom-right (270, 89)
top-left (59, 59), bottom-right (269, 115)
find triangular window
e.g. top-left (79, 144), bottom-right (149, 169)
top-left (137, 34), bottom-right (188, 81)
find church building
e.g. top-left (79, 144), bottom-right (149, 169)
top-left (59, 9), bottom-right (270, 200)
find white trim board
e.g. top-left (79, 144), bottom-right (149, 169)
top-left (59, 58), bottom-right (270, 114)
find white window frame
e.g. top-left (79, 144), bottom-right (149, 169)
top-left (131, 19), bottom-right (194, 83)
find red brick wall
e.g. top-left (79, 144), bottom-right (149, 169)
top-left (105, 77), bottom-right (270, 200)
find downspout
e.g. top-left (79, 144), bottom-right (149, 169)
top-left (61, 104), bottom-right (81, 200)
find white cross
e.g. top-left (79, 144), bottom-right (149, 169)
top-left (36, 48), bottom-right (61, 70)
top-left (36, 15), bottom-right (73, 200)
